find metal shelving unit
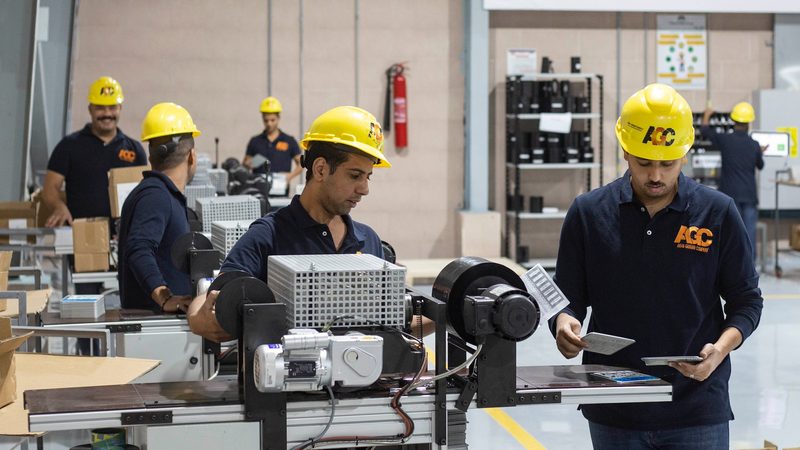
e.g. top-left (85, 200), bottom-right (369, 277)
top-left (504, 73), bottom-right (604, 268)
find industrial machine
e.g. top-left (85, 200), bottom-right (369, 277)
top-left (25, 255), bottom-right (672, 449)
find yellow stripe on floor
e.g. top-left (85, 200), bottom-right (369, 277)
top-left (426, 347), bottom-right (544, 449)
top-left (484, 408), bottom-right (547, 450)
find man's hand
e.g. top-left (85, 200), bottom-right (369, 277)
top-left (45, 204), bottom-right (73, 227)
top-left (162, 295), bottom-right (193, 314)
top-left (668, 327), bottom-right (742, 382)
top-left (668, 343), bottom-right (723, 382)
top-left (554, 313), bottom-right (587, 359)
top-left (187, 290), bottom-right (233, 342)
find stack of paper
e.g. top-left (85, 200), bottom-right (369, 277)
top-left (60, 295), bottom-right (105, 319)
top-left (53, 227), bottom-right (73, 255)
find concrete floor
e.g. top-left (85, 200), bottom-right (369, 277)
top-left (458, 252), bottom-right (800, 450)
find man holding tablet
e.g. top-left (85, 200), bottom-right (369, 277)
top-left (549, 84), bottom-right (763, 449)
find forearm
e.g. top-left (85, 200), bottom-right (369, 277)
top-left (713, 327), bottom-right (743, 357)
top-left (42, 189), bottom-right (67, 210)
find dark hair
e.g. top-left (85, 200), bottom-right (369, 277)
top-left (303, 141), bottom-right (356, 182)
top-left (733, 121), bottom-right (749, 132)
top-left (148, 133), bottom-right (194, 171)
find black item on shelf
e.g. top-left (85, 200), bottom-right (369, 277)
top-left (529, 196), bottom-right (544, 213)
top-left (521, 81), bottom-right (535, 113)
top-left (541, 57), bottom-right (552, 74)
top-left (538, 80), bottom-right (559, 113)
top-left (506, 76), bottom-right (522, 114)
top-left (573, 96), bottom-right (590, 113)
top-left (506, 120), bottom-right (519, 162)
top-left (548, 81), bottom-right (566, 113)
top-left (571, 57), bottom-right (582, 73)
top-left (545, 134), bottom-right (563, 163)
top-left (517, 246), bottom-right (530, 264)
top-left (560, 80), bottom-right (571, 99)
top-left (517, 132), bottom-right (533, 163)
top-left (530, 81), bottom-right (540, 113)
top-left (507, 194), bottom-right (525, 211)
top-left (531, 147), bottom-right (545, 164)
top-left (581, 146), bottom-right (595, 163)
top-left (565, 133), bottom-right (580, 163)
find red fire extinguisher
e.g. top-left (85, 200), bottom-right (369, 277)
top-left (384, 63), bottom-right (408, 148)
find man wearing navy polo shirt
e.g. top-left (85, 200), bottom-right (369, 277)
top-left (118, 103), bottom-right (201, 314)
top-left (43, 76), bottom-right (146, 227)
top-left (242, 96), bottom-right (303, 185)
top-left (551, 84), bottom-right (762, 449)
top-left (189, 106), bottom-right (398, 342)
top-left (701, 101), bottom-right (765, 257)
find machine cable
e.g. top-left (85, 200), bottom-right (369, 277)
top-left (290, 315), bottom-right (429, 449)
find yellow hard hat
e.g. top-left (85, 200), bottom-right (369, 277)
top-left (87, 76), bottom-right (124, 106)
top-left (730, 102), bottom-right (755, 123)
top-left (140, 102), bottom-right (201, 142)
top-left (260, 97), bottom-right (282, 114)
top-left (615, 83), bottom-right (694, 161)
top-left (300, 106), bottom-right (390, 168)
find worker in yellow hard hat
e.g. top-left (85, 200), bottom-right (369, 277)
top-left (242, 96), bottom-right (303, 191)
top-left (702, 101), bottom-right (764, 257)
top-left (550, 84), bottom-right (762, 447)
top-left (118, 102), bottom-right (201, 314)
top-left (188, 106), bottom-right (428, 342)
top-left (43, 76), bottom-right (147, 227)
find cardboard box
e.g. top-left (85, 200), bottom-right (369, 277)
top-left (791, 224), bottom-right (800, 252)
top-left (108, 165), bottom-right (147, 218)
top-left (0, 251), bottom-right (11, 312)
top-left (72, 218), bottom-right (110, 253)
top-left (0, 317), bottom-right (33, 408)
top-left (0, 201), bottom-right (36, 244)
top-left (74, 252), bottom-right (109, 273)
top-left (31, 189), bottom-right (66, 228)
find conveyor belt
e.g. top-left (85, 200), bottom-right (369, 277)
top-left (26, 365), bottom-right (671, 435)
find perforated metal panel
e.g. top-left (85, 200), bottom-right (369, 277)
top-left (207, 168), bottom-right (229, 194)
top-left (267, 254), bottom-right (407, 329)
top-left (185, 184), bottom-right (217, 210)
top-left (196, 195), bottom-right (261, 233)
top-left (211, 220), bottom-right (254, 256)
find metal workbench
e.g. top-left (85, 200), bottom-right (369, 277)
top-left (26, 365), bottom-right (671, 449)
top-left (39, 310), bottom-right (214, 382)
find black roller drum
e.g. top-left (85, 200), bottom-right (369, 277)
top-left (214, 276), bottom-right (275, 337)
top-left (170, 232), bottom-right (213, 273)
top-left (432, 257), bottom-right (525, 344)
top-left (483, 284), bottom-right (540, 342)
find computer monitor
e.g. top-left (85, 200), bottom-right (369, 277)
top-left (750, 131), bottom-right (790, 157)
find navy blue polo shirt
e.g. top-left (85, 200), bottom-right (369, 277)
top-left (221, 195), bottom-right (384, 282)
top-left (118, 171), bottom-right (191, 311)
top-left (245, 130), bottom-right (300, 173)
top-left (701, 126), bottom-right (764, 204)
top-left (47, 124), bottom-right (147, 218)
top-left (549, 172), bottom-right (762, 430)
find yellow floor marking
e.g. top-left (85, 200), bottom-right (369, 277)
top-left (426, 348), bottom-right (544, 449)
top-left (484, 408), bottom-right (547, 450)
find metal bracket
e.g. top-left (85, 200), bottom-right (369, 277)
top-left (107, 323), bottom-right (141, 333)
top-left (454, 375), bottom-right (478, 412)
top-left (121, 411), bottom-right (173, 425)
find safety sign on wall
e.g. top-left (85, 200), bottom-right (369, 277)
top-left (656, 14), bottom-right (707, 90)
